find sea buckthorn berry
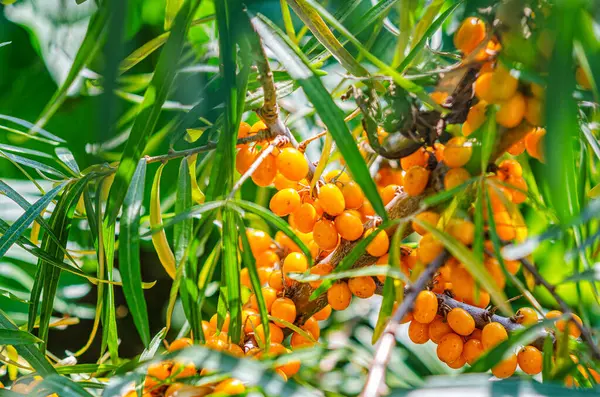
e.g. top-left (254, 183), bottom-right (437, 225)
top-left (556, 313), bottom-right (583, 338)
top-left (168, 337), bottom-right (193, 352)
top-left (506, 175), bottom-right (527, 204)
top-left (482, 322), bottom-right (508, 350)
top-left (444, 137), bottom-right (473, 168)
top-left (309, 263), bottom-right (333, 289)
top-left (302, 316), bottom-right (321, 339)
top-left (431, 91), bottom-right (449, 105)
top-left (525, 127), bottom-right (546, 161)
top-left (492, 354), bottom-right (518, 379)
top-left (171, 362), bottom-right (197, 379)
top-left (498, 159), bottom-right (523, 178)
top-left (283, 252), bottom-right (309, 275)
top-left (413, 290), bottom-right (439, 324)
top-left (359, 199), bottom-right (376, 221)
top-left (496, 92), bottom-right (526, 128)
top-left (145, 362), bottom-right (171, 388)
top-left (277, 352), bottom-right (301, 378)
top-left (246, 229), bottom-right (272, 256)
top-left (484, 258), bottom-right (506, 290)
top-left (454, 17), bottom-right (486, 54)
top-left (318, 183), bottom-right (346, 216)
top-left (446, 219), bottom-right (475, 246)
top-left (314, 304), bottom-right (332, 321)
top-left (269, 188), bottom-right (301, 216)
top-left (243, 309), bottom-right (260, 333)
top-left (313, 219), bottom-right (339, 250)
top-left (365, 229), bottom-right (390, 257)
top-left (518, 346), bottom-right (543, 375)
top-left (252, 152), bottom-right (277, 187)
top-left (437, 333), bottom-right (464, 363)
top-left (447, 308), bottom-right (476, 336)
top-left (463, 338), bottom-right (484, 364)
top-left (412, 211), bottom-right (440, 235)
top-left (258, 267), bottom-right (274, 285)
top-left (531, 83), bottom-right (544, 98)
top-left (467, 290), bottom-right (491, 309)
top-left (408, 320), bottom-right (430, 344)
top-left (324, 169), bottom-right (350, 184)
top-left (525, 96), bottom-right (544, 126)
top-left (462, 100), bottom-right (488, 136)
top-left (474, 72), bottom-right (494, 103)
top-left (475, 67), bottom-right (519, 104)
top-left (404, 166), bottom-right (430, 196)
top-left (291, 331), bottom-right (315, 349)
top-left (236, 146), bottom-right (257, 174)
top-left (444, 167), bottom-right (471, 191)
top-left (256, 250), bottom-right (279, 269)
top-left (249, 287), bottom-right (278, 312)
top-left (334, 211), bottom-right (364, 241)
top-left (342, 181), bottom-right (365, 209)
top-left (450, 265), bottom-right (475, 301)
top-left (327, 281), bottom-right (352, 311)
top-left (255, 322), bottom-right (284, 344)
top-left (227, 343), bottom-right (244, 357)
top-left (250, 120), bottom-right (267, 134)
top-left (447, 354), bottom-right (467, 369)
top-left (271, 297), bottom-right (297, 326)
top-left (215, 378), bottom-right (245, 395)
top-left (507, 137), bottom-right (526, 156)
top-left (493, 211), bottom-right (516, 241)
top-left (428, 317), bottom-right (452, 343)
top-left (238, 121), bottom-right (252, 139)
top-left (417, 233), bottom-right (444, 265)
top-left (400, 147), bottom-right (428, 170)
top-left (276, 148), bottom-right (308, 181)
top-left (516, 307), bottom-right (538, 325)
top-left (348, 276), bottom-right (376, 299)
top-left (268, 270), bottom-right (285, 291)
top-left (469, 328), bottom-right (482, 340)
top-left (505, 258), bottom-right (521, 275)
top-left (434, 143), bottom-right (445, 162)
top-left (210, 312), bottom-right (230, 332)
top-left (381, 184), bottom-right (399, 206)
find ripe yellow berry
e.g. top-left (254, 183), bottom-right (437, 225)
top-left (276, 148), bottom-right (308, 181)
top-left (342, 181), bottom-right (365, 210)
top-left (463, 338), bottom-right (484, 364)
top-left (552, 312), bottom-right (583, 338)
top-left (302, 316), bottom-right (321, 339)
top-left (412, 211), bottom-right (440, 235)
top-left (518, 346), bottom-right (543, 375)
top-left (447, 308), bottom-right (476, 336)
top-left (492, 354), bottom-right (518, 378)
top-left (249, 287), bottom-right (278, 312)
top-left (404, 166), bottom-right (430, 196)
top-left (444, 167), bottom-right (471, 190)
top-left (381, 184), bottom-right (399, 206)
top-left (309, 263), bottom-right (333, 289)
top-left (327, 282), bottom-right (352, 311)
top-left (413, 290), bottom-right (439, 324)
top-left (365, 228), bottom-right (390, 257)
top-left (446, 219), bottom-right (475, 246)
top-left (437, 333), bottom-right (464, 363)
top-left (496, 92), bottom-right (526, 128)
top-left (462, 101), bottom-right (487, 136)
top-left (290, 331), bottom-right (315, 349)
top-left (255, 322), bottom-right (284, 344)
top-left (271, 297), bottom-right (297, 326)
top-left (482, 322), bottom-right (508, 350)
top-left (251, 152), bottom-right (277, 187)
top-left (313, 304), bottom-right (332, 321)
top-left (324, 169), bottom-right (350, 184)
top-left (236, 146), bottom-right (257, 174)
top-left (210, 312), bottom-right (230, 332)
top-left (408, 320), bottom-right (430, 344)
top-left (516, 307), bottom-right (538, 325)
top-left (242, 309), bottom-right (260, 334)
top-left (273, 173), bottom-right (301, 191)
top-left (454, 17), bottom-right (486, 54)
top-left (506, 175), bottom-right (528, 204)
top-left (525, 96), bottom-right (544, 126)
top-left (444, 137), bottom-right (472, 168)
top-left (318, 183), bottom-right (346, 216)
top-left (168, 337), bottom-right (193, 352)
top-left (417, 233), bottom-right (444, 265)
top-left (525, 127), bottom-right (546, 161)
top-left (145, 362), bottom-right (171, 388)
top-left (246, 229), bottom-right (272, 256)
top-left (293, 203), bottom-right (317, 233)
top-left (313, 219), bottom-right (339, 250)
top-left (334, 211), bottom-right (364, 241)
top-left (348, 276), bottom-right (376, 299)
top-left (215, 378), bottom-right (246, 395)
top-left (269, 188), bottom-right (301, 216)
top-left (474, 66), bottom-right (519, 104)
top-left (400, 148), bottom-right (428, 170)
top-left (256, 250), bottom-right (279, 268)
top-left (282, 252), bottom-right (309, 275)
top-left (428, 317), bottom-right (452, 344)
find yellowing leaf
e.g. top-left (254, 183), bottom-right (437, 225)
top-left (188, 154), bottom-right (206, 204)
top-left (150, 163), bottom-right (176, 279)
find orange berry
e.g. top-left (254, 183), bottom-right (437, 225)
top-left (365, 228), bottom-right (390, 257)
top-left (168, 337), bottom-right (193, 352)
top-left (258, 267), bottom-right (274, 286)
top-left (171, 362), bottom-right (197, 379)
top-left (256, 250), bottom-right (279, 269)
top-left (293, 203), bottom-right (318, 233)
top-left (269, 188), bottom-right (301, 216)
top-left (276, 148), bottom-right (308, 181)
top-left (516, 307), bottom-right (538, 325)
top-left (324, 169), bottom-right (350, 184)
top-left (444, 137), bottom-right (472, 168)
top-left (309, 263), bottom-right (333, 289)
top-left (403, 166), bottom-right (430, 196)
top-left (431, 91), bottom-right (449, 105)
top-left (210, 313), bottom-right (230, 332)
top-left (475, 66), bottom-right (519, 104)
top-left (255, 322), bottom-right (284, 344)
top-left (525, 127), bottom-right (546, 161)
top-left (238, 121), bottom-right (252, 138)
top-left (250, 120), bottom-right (267, 134)
top-left (268, 270), bottom-right (285, 291)
top-left (342, 181), bottom-right (365, 209)
top-left (428, 317), bottom-right (453, 343)
top-left (145, 362), bottom-right (171, 388)
top-left (313, 219), bottom-right (339, 250)
top-left (450, 265), bottom-right (475, 301)
top-left (555, 313), bottom-right (583, 338)
top-left (463, 338), bottom-right (484, 364)
top-left (482, 322), bottom-right (508, 350)
top-left (283, 252), bottom-right (308, 275)
top-left (454, 17), bottom-right (486, 54)
top-left (506, 175), bottom-right (527, 204)
top-left (334, 211), bottom-right (364, 241)
top-left (496, 92), bottom-right (526, 128)
top-left (417, 233), bottom-right (444, 265)
top-left (408, 320), bottom-right (430, 344)
top-left (327, 281), bottom-right (352, 311)
top-left (273, 173), bottom-right (302, 191)
top-left (518, 346), bottom-right (543, 375)
top-left (413, 290), bottom-right (439, 324)
top-left (462, 101), bottom-right (488, 136)
top-left (359, 199), bottom-right (376, 221)
top-left (246, 229), bottom-right (272, 256)
top-left (525, 96), bottom-right (544, 126)
top-left (291, 331), bottom-right (315, 349)
top-left (444, 167), bottom-right (471, 190)
top-left (507, 138), bottom-right (526, 156)
top-left (227, 343), bottom-right (244, 357)
top-left (446, 219), bottom-right (475, 246)
top-left (249, 286), bottom-right (278, 312)
top-left (271, 297), bottom-right (297, 326)
top-left (302, 316), bottom-right (321, 339)
top-left (348, 276), bottom-right (376, 299)
top-left (467, 290), bottom-right (491, 308)
top-left (484, 257), bottom-right (506, 290)
top-left (215, 378), bottom-right (245, 395)
top-left (318, 183), bottom-right (346, 216)
top-left (447, 308), bottom-right (476, 336)
top-left (469, 328), bottom-right (482, 340)
top-left (437, 333), bottom-right (464, 363)
top-left (243, 309), bottom-right (260, 334)
top-left (447, 354), bottom-right (467, 369)
top-left (313, 304), bottom-right (332, 321)
top-left (492, 354), bottom-right (518, 378)
top-left (412, 211), bottom-right (440, 235)
top-left (498, 159), bottom-right (522, 178)
top-left (251, 152), bottom-right (277, 186)
top-left (493, 211), bottom-right (516, 241)
top-left (400, 148), bottom-right (428, 170)
top-left (236, 146), bottom-right (257, 174)
top-left (381, 184), bottom-right (399, 206)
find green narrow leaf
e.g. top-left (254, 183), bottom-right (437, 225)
top-left (0, 329), bottom-right (42, 345)
top-left (104, 0), bottom-right (202, 225)
top-left (101, 213), bottom-right (119, 361)
top-left (0, 150), bottom-right (66, 178)
top-left (251, 14), bottom-right (388, 219)
top-left (165, 0), bottom-right (184, 30)
top-left (31, 374), bottom-right (94, 397)
top-left (222, 209), bottom-right (242, 343)
top-left (119, 160), bottom-right (150, 346)
top-left (194, 242), bottom-right (221, 343)
top-left (373, 276), bottom-right (396, 343)
top-left (0, 181), bottom-right (68, 258)
top-left (55, 147), bottom-right (81, 175)
top-left (0, 114), bottom-right (65, 144)
top-left (0, 143), bottom-right (53, 158)
top-left (479, 107), bottom-right (498, 172)
top-left (542, 334), bottom-right (554, 382)
top-left (174, 158), bottom-right (193, 265)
